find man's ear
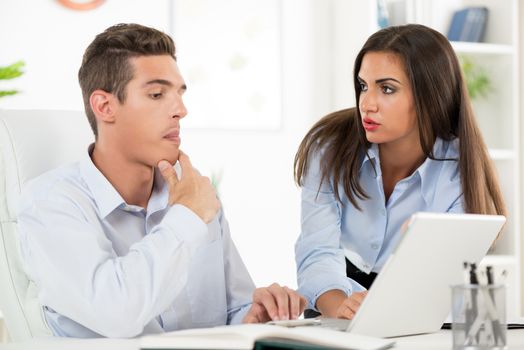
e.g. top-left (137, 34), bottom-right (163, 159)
top-left (89, 90), bottom-right (118, 123)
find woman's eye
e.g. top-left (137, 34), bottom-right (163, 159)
top-left (382, 86), bottom-right (394, 94)
top-left (150, 93), bottom-right (163, 99)
top-left (359, 83), bottom-right (367, 92)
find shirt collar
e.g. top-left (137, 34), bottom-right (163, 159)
top-left (80, 144), bottom-right (170, 218)
top-left (360, 137), bottom-right (459, 204)
top-left (417, 137), bottom-right (459, 205)
top-left (147, 168), bottom-right (170, 214)
top-left (360, 143), bottom-right (381, 178)
top-left (416, 137), bottom-right (458, 176)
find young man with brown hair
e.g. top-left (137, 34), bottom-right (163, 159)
top-left (18, 23), bottom-right (305, 338)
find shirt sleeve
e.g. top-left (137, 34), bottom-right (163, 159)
top-left (18, 189), bottom-right (211, 338)
top-left (217, 210), bottom-right (255, 324)
top-left (295, 150), bottom-right (360, 311)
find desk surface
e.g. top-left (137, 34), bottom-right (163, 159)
top-left (2, 330), bottom-right (524, 350)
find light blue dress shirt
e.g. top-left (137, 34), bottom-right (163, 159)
top-left (18, 146), bottom-right (255, 338)
top-left (295, 138), bottom-right (464, 310)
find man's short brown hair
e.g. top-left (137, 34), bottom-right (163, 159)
top-left (78, 23), bottom-right (176, 137)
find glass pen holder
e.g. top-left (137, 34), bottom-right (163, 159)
top-left (451, 284), bottom-right (507, 350)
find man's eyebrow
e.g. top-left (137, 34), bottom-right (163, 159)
top-left (144, 79), bottom-right (173, 87)
top-left (143, 79), bottom-right (187, 91)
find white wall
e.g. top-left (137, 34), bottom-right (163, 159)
top-left (0, 0), bottom-right (374, 288)
top-left (0, 0), bottom-right (171, 110)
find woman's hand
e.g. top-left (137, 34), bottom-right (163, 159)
top-left (335, 291), bottom-right (368, 319)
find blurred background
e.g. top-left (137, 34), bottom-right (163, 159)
top-left (1, 0), bottom-right (523, 332)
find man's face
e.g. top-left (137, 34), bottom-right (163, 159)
top-left (113, 55), bottom-right (187, 167)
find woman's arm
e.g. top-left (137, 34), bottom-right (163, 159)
top-left (295, 151), bottom-right (360, 313)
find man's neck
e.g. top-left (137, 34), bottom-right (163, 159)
top-left (91, 142), bottom-right (154, 209)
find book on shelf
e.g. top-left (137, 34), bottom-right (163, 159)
top-left (140, 324), bottom-right (395, 350)
top-left (447, 7), bottom-right (488, 43)
top-left (376, 0), bottom-right (389, 29)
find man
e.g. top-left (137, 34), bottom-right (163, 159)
top-left (18, 23), bottom-right (305, 338)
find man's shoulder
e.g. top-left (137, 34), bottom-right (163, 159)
top-left (20, 162), bottom-right (87, 204)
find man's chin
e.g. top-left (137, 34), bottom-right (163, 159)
top-left (154, 151), bottom-right (180, 168)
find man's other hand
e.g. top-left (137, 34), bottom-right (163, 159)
top-left (242, 283), bottom-right (307, 323)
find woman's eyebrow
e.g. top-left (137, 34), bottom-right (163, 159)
top-left (375, 77), bottom-right (401, 84)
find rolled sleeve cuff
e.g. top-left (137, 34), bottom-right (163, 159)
top-left (162, 204), bottom-right (210, 249)
top-left (228, 303), bottom-right (252, 325)
top-left (301, 276), bottom-right (367, 311)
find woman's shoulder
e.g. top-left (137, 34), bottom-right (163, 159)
top-left (435, 137), bottom-right (460, 159)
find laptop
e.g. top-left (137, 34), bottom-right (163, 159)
top-left (271, 212), bottom-right (506, 338)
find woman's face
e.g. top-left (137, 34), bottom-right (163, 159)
top-left (357, 51), bottom-right (418, 148)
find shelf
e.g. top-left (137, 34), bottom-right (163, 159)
top-left (489, 149), bottom-right (516, 160)
top-left (451, 41), bottom-right (514, 55)
top-left (482, 254), bottom-right (517, 265)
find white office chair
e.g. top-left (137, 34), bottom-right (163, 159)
top-left (0, 109), bottom-right (93, 341)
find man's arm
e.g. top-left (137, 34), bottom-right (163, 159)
top-left (217, 211), bottom-right (256, 324)
top-left (160, 152), bottom-right (306, 324)
top-left (19, 193), bottom-right (209, 338)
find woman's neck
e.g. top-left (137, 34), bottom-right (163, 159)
top-left (379, 141), bottom-right (426, 179)
top-left (379, 139), bottom-right (426, 201)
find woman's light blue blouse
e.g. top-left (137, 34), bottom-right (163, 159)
top-left (296, 138), bottom-right (464, 310)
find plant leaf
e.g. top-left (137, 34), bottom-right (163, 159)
top-left (0, 90), bottom-right (19, 98)
top-left (0, 60), bottom-right (25, 80)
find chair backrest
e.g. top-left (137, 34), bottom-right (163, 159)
top-left (0, 109), bottom-right (93, 341)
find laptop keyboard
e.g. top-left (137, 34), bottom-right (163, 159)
top-left (267, 318), bottom-right (351, 331)
top-left (318, 318), bottom-right (352, 331)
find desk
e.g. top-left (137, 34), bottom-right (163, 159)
top-left (2, 330), bottom-right (524, 350)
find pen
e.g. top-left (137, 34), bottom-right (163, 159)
top-left (486, 266), bottom-right (494, 285)
top-left (465, 265), bottom-right (504, 347)
top-left (469, 263), bottom-right (480, 344)
top-left (463, 262), bottom-right (472, 341)
top-left (486, 265), bottom-right (506, 346)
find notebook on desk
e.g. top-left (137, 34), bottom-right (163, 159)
top-left (271, 212), bottom-right (506, 338)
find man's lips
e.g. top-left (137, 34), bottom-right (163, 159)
top-left (163, 130), bottom-right (180, 142)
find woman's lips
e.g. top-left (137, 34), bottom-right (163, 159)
top-left (363, 117), bottom-right (380, 131)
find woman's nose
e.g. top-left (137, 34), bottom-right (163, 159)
top-left (360, 92), bottom-right (378, 114)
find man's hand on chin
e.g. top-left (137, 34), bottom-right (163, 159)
top-left (242, 283), bottom-right (307, 323)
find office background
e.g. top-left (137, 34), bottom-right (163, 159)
top-left (0, 0), bottom-right (523, 339)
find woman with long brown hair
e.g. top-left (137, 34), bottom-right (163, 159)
top-left (294, 24), bottom-right (506, 319)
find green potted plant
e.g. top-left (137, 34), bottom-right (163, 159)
top-left (459, 56), bottom-right (491, 100)
top-left (0, 60), bottom-right (25, 98)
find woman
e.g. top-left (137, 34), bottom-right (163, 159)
top-left (294, 24), bottom-right (506, 319)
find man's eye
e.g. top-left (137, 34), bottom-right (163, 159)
top-left (150, 93), bottom-right (163, 99)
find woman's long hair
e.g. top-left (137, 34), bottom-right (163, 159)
top-left (294, 24), bottom-right (505, 215)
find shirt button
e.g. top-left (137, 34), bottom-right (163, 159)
top-left (371, 244), bottom-right (379, 250)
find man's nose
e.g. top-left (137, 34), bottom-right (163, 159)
top-left (172, 95), bottom-right (187, 119)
